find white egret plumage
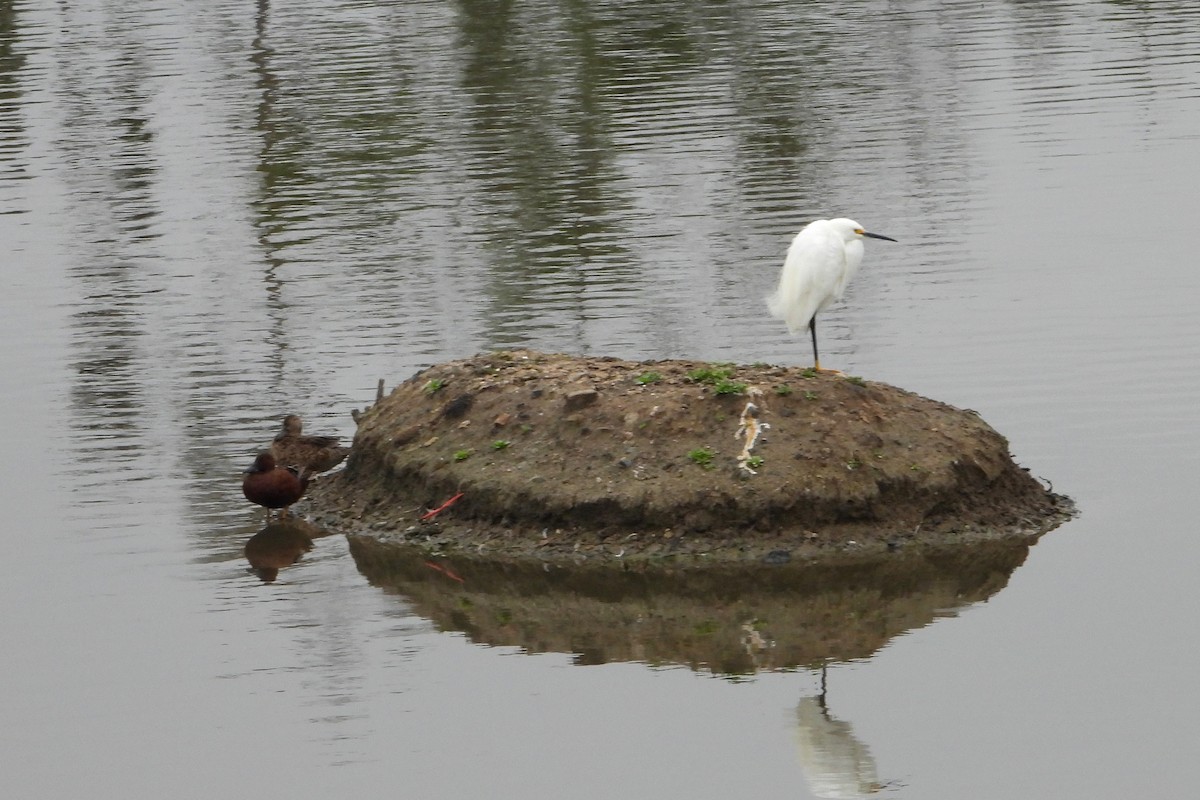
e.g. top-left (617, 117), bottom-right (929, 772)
top-left (767, 218), bottom-right (896, 372)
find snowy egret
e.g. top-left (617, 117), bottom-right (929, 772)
top-left (767, 217), bottom-right (896, 372)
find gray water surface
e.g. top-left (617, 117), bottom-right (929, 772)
top-left (2, 1), bottom-right (1199, 797)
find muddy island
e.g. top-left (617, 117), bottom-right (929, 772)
top-left (305, 350), bottom-right (1072, 564)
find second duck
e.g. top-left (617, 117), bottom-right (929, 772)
top-left (270, 414), bottom-right (350, 475)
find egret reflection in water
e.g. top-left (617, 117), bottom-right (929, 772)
top-left (795, 666), bottom-right (889, 800)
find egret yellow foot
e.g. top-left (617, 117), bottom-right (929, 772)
top-left (811, 360), bottom-right (845, 376)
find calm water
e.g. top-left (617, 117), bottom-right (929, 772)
top-left (3, 0), bottom-right (1199, 796)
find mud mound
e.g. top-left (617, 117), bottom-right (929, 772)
top-left (306, 350), bottom-right (1072, 563)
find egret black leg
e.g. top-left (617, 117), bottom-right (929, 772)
top-left (809, 315), bottom-right (821, 372)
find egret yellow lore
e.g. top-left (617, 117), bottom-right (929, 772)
top-left (766, 217), bottom-right (897, 372)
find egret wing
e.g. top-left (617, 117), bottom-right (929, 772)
top-left (767, 222), bottom-right (846, 335)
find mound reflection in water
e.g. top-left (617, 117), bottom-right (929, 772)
top-left (348, 535), bottom-right (1032, 674)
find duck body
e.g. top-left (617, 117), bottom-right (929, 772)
top-left (242, 451), bottom-right (308, 515)
top-left (269, 415), bottom-right (349, 475)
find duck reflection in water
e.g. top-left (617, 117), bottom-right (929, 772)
top-left (242, 451), bottom-right (308, 520)
top-left (270, 414), bottom-right (349, 476)
top-left (795, 666), bottom-right (889, 799)
top-left (244, 520), bottom-right (316, 582)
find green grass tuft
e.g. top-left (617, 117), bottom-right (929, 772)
top-left (713, 378), bottom-right (747, 396)
top-left (687, 366), bottom-right (735, 384)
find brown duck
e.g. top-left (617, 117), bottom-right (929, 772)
top-left (242, 451), bottom-right (308, 518)
top-left (269, 414), bottom-right (349, 475)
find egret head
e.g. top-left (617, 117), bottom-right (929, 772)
top-left (830, 218), bottom-right (897, 243)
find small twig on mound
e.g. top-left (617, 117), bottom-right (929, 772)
top-left (421, 492), bottom-right (464, 521)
